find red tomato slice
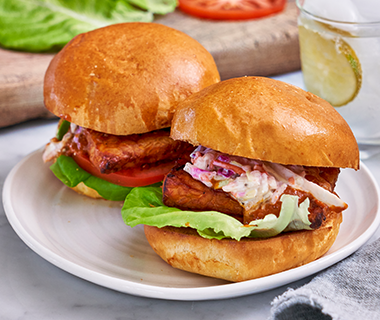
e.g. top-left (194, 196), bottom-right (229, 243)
top-left (72, 153), bottom-right (173, 187)
top-left (178, 0), bottom-right (286, 20)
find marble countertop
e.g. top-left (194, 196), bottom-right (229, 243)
top-left (1, 71), bottom-right (380, 320)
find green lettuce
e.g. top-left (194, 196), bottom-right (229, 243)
top-left (0, 0), bottom-right (177, 52)
top-left (122, 186), bottom-right (313, 240)
top-left (50, 154), bottom-right (160, 201)
top-left (56, 120), bottom-right (71, 140)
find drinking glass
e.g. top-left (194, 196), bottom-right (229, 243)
top-left (296, 0), bottom-right (380, 156)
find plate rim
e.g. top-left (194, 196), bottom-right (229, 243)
top-left (3, 149), bottom-right (380, 301)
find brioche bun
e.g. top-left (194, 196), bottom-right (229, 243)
top-left (171, 76), bottom-right (359, 169)
top-left (142, 76), bottom-right (358, 282)
top-left (144, 212), bottom-right (342, 282)
top-left (44, 22), bottom-right (220, 136)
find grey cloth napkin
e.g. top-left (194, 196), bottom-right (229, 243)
top-left (269, 237), bottom-right (380, 320)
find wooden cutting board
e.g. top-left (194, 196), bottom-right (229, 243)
top-left (0, 2), bottom-right (300, 128)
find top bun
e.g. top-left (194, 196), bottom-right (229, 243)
top-left (171, 77), bottom-right (359, 169)
top-left (44, 23), bottom-right (220, 135)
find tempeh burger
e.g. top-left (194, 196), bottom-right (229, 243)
top-left (122, 76), bottom-right (359, 281)
top-left (42, 22), bottom-right (220, 200)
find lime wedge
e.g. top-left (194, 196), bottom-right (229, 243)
top-left (298, 25), bottom-right (362, 107)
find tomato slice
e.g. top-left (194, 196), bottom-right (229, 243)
top-left (72, 153), bottom-right (173, 187)
top-left (178, 0), bottom-right (286, 20)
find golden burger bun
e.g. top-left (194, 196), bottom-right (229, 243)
top-left (142, 76), bottom-right (359, 282)
top-left (144, 211), bottom-right (342, 282)
top-left (44, 22), bottom-right (220, 135)
top-left (171, 76), bottom-right (359, 169)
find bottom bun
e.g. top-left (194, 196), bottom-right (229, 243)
top-left (144, 212), bottom-right (342, 282)
top-left (71, 182), bottom-right (104, 199)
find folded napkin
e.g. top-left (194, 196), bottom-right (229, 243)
top-left (270, 237), bottom-right (380, 320)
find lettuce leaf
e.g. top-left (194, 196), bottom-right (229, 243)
top-left (56, 120), bottom-right (71, 140)
top-left (121, 186), bottom-right (313, 240)
top-left (284, 197), bottom-right (313, 232)
top-left (0, 0), bottom-right (177, 52)
top-left (50, 155), bottom-right (160, 201)
top-left (128, 0), bottom-right (177, 14)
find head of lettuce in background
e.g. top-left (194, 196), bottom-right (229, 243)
top-left (0, 0), bottom-right (177, 52)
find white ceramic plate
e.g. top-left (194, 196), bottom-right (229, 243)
top-left (3, 149), bottom-right (380, 301)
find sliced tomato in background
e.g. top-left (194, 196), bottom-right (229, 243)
top-left (72, 153), bottom-right (173, 187)
top-left (178, 0), bottom-right (286, 20)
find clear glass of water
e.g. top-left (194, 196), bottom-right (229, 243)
top-left (296, 0), bottom-right (380, 156)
